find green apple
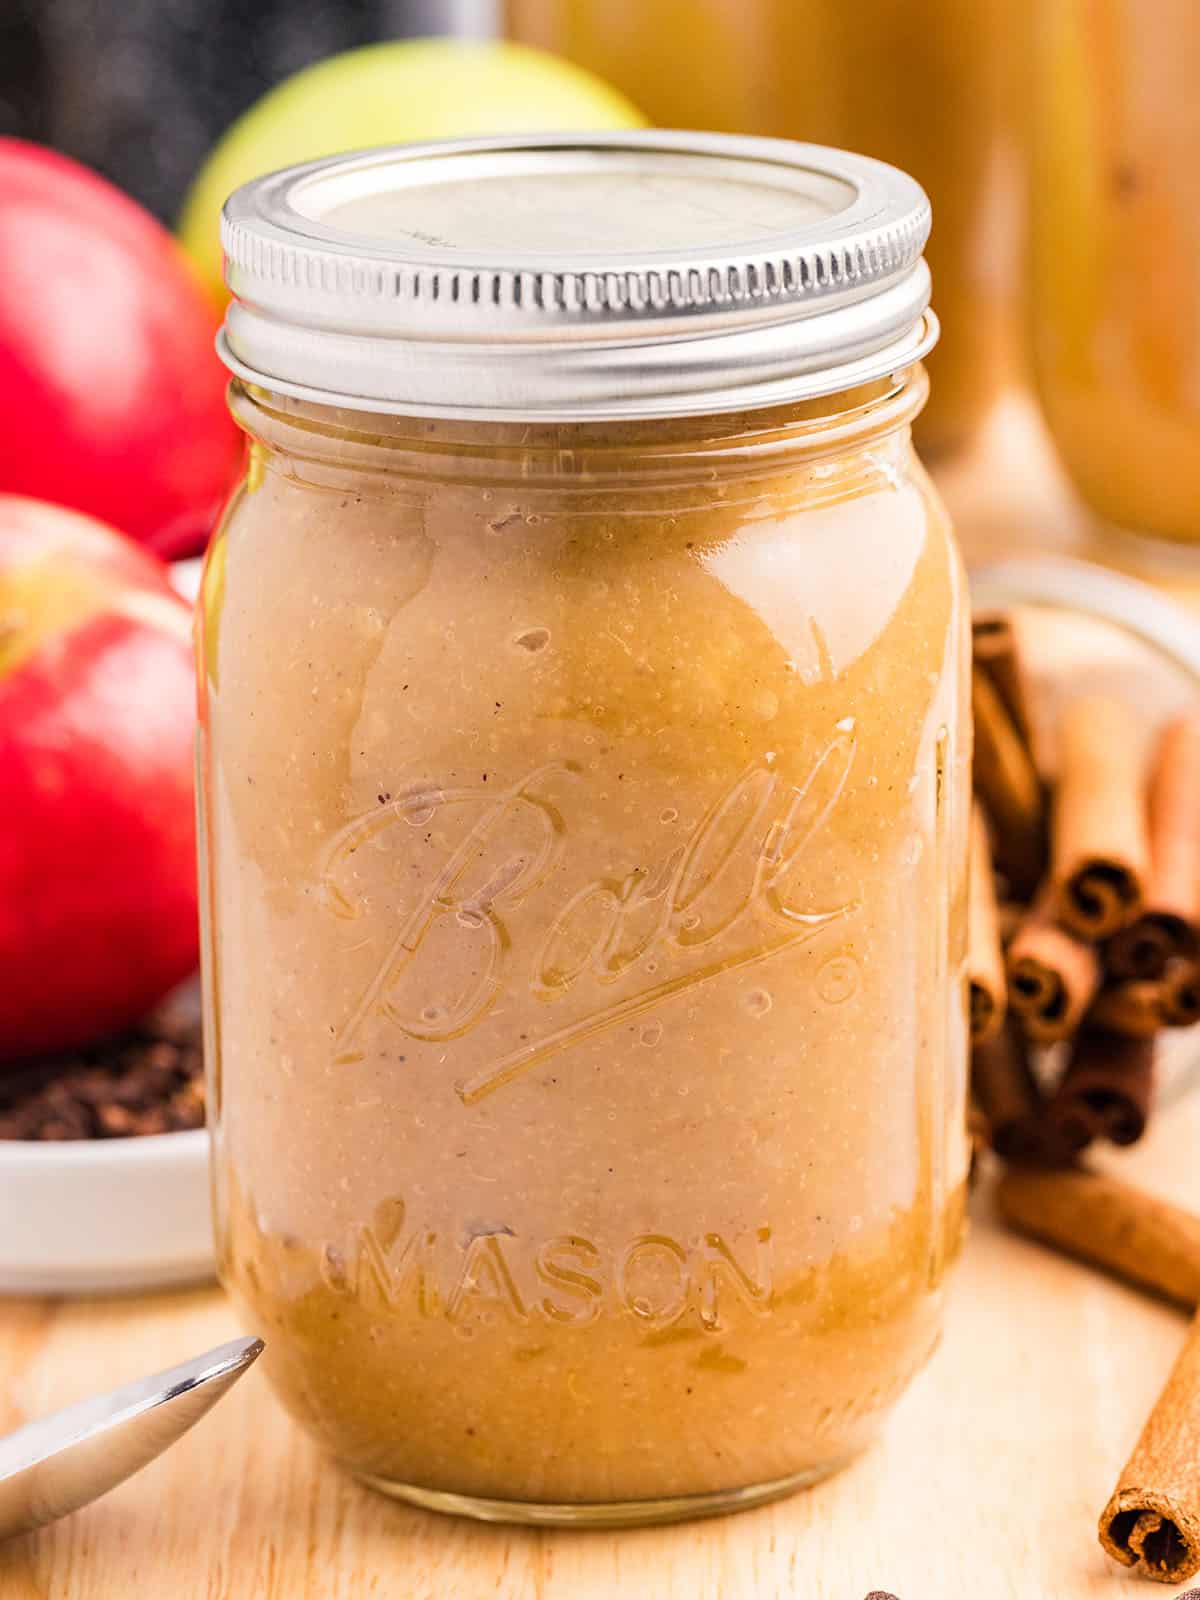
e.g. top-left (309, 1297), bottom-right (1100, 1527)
top-left (178, 38), bottom-right (646, 302)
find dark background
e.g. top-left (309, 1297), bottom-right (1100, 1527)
top-left (0, 0), bottom-right (492, 222)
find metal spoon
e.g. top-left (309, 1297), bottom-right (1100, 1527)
top-left (0, 1335), bottom-right (262, 1540)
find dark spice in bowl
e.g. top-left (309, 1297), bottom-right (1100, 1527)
top-left (0, 1012), bottom-right (204, 1140)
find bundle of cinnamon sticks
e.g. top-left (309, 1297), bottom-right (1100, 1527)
top-left (968, 611), bottom-right (1200, 1167)
top-left (968, 609), bottom-right (1200, 1585)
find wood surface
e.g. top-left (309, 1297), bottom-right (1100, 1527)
top-left (3, 394), bottom-right (1200, 1599)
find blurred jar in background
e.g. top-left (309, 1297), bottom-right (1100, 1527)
top-left (1029, 0), bottom-right (1200, 551)
top-left (505, 0), bottom-right (1023, 459)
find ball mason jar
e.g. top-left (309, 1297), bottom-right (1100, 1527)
top-left (1029, 0), bottom-right (1200, 553)
top-left (200, 133), bottom-right (971, 1526)
top-left (506, 0), bottom-right (1023, 459)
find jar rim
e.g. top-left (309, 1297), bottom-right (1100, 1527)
top-left (218, 131), bottom-right (937, 423)
top-left (228, 365), bottom-right (929, 490)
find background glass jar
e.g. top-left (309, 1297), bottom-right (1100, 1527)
top-left (201, 134), bottom-right (971, 1525)
top-left (505, 0), bottom-right (1023, 459)
top-left (1029, 0), bottom-right (1200, 551)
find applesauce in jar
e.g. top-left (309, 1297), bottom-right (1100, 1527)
top-left (1030, 0), bottom-right (1200, 550)
top-left (202, 134), bottom-right (970, 1524)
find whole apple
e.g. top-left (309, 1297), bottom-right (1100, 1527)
top-left (0, 140), bottom-right (241, 559)
top-left (178, 37), bottom-right (644, 303)
top-left (0, 495), bottom-right (199, 1062)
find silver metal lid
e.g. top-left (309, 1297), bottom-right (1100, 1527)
top-left (218, 131), bottom-right (937, 422)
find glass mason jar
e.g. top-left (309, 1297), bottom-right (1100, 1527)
top-left (1029, 0), bottom-right (1200, 553)
top-left (200, 133), bottom-right (971, 1525)
top-left (505, 0), bottom-right (1022, 459)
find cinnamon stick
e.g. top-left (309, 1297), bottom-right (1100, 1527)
top-left (1106, 713), bottom-right (1200, 979)
top-left (1099, 1312), bottom-right (1200, 1584)
top-left (1090, 980), bottom-right (1168, 1038)
top-left (1006, 888), bottom-right (1101, 1043)
top-left (968, 804), bottom-right (1006, 1044)
top-left (995, 1165), bottom-right (1200, 1307)
top-left (972, 666), bottom-right (1046, 898)
top-left (997, 900), bottom-right (1023, 945)
top-left (967, 1096), bottom-right (990, 1185)
top-left (1163, 962), bottom-right (1200, 1029)
top-left (971, 1019), bottom-right (1048, 1164)
top-left (1106, 926), bottom-right (1175, 983)
top-left (967, 1095), bottom-right (990, 1157)
top-left (972, 610), bottom-right (1037, 756)
top-left (1053, 697), bottom-right (1150, 940)
top-left (1091, 966), bottom-right (1200, 1035)
top-left (996, 1166), bottom-right (1200, 1585)
top-left (1045, 1028), bottom-right (1155, 1152)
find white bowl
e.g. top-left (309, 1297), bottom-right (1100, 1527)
top-left (0, 1129), bottom-right (214, 1295)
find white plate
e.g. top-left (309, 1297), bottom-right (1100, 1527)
top-left (0, 1129), bottom-right (214, 1295)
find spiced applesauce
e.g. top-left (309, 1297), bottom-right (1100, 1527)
top-left (203, 134), bottom-right (970, 1523)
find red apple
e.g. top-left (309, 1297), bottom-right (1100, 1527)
top-left (0, 495), bottom-right (199, 1062)
top-left (0, 140), bottom-right (240, 560)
